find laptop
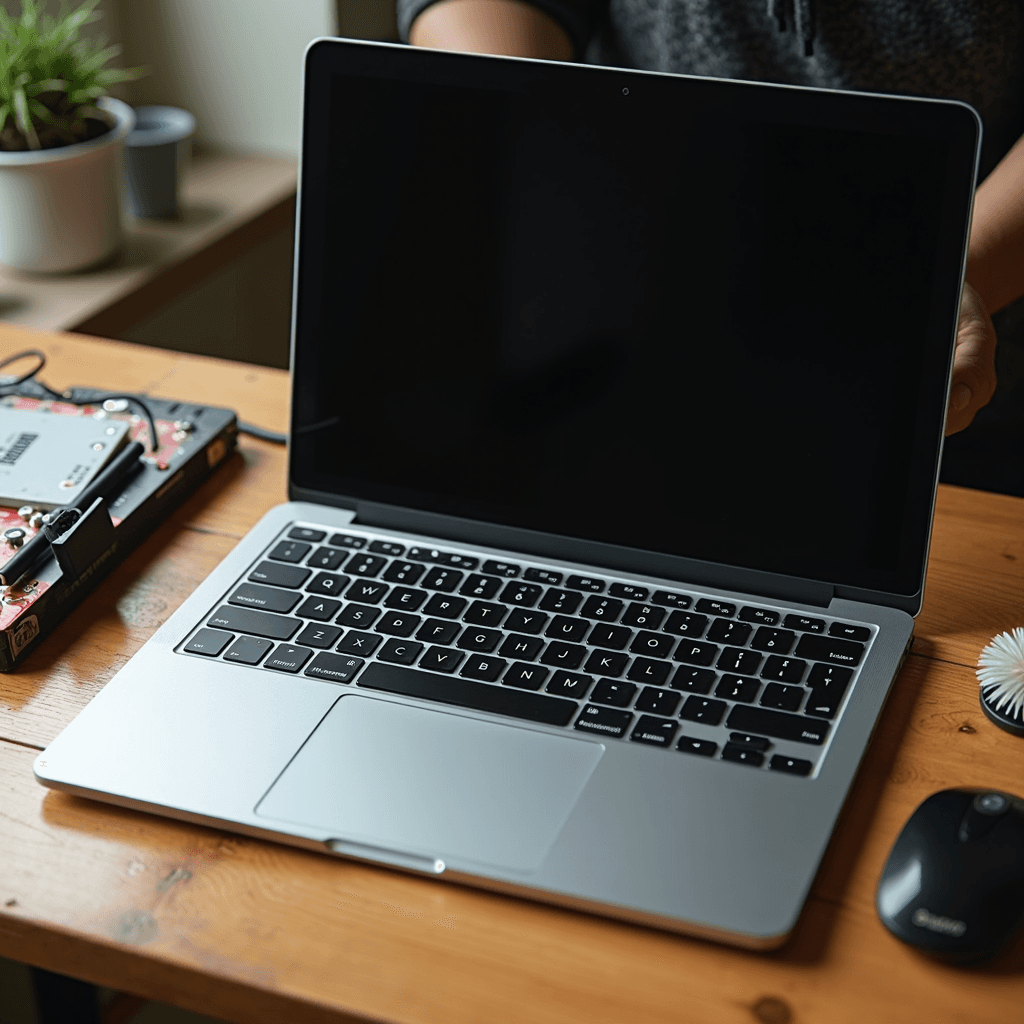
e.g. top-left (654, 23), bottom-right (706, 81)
top-left (34, 38), bottom-right (979, 948)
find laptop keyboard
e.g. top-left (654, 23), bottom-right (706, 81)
top-left (178, 524), bottom-right (877, 778)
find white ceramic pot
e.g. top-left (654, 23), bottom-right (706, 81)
top-left (0, 96), bottom-right (135, 273)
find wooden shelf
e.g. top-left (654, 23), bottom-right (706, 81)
top-left (0, 151), bottom-right (297, 337)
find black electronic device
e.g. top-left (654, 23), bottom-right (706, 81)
top-left (876, 788), bottom-right (1024, 961)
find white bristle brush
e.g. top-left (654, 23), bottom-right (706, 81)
top-left (976, 628), bottom-right (1024, 737)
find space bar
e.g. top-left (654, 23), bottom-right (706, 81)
top-left (357, 663), bottom-right (578, 727)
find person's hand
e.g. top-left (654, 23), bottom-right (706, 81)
top-left (945, 280), bottom-right (998, 435)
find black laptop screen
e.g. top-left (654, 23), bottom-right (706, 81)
top-left (292, 42), bottom-right (978, 599)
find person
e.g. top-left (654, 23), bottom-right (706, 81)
top-left (399, 0), bottom-right (1024, 491)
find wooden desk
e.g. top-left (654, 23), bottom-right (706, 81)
top-left (1, 326), bottom-right (1022, 1024)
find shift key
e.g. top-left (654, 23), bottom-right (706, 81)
top-left (207, 605), bottom-right (301, 641)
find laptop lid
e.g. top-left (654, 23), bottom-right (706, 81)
top-left (289, 39), bottom-right (979, 616)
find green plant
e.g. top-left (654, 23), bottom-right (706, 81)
top-left (0, 0), bottom-right (142, 151)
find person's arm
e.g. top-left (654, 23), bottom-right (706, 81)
top-left (409, 0), bottom-right (573, 59)
top-left (944, 134), bottom-right (1024, 435)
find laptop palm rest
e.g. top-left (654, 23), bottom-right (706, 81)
top-left (255, 694), bottom-right (604, 873)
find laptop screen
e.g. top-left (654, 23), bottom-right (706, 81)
top-left (292, 41), bottom-right (978, 601)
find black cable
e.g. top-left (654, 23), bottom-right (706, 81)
top-left (238, 420), bottom-right (287, 444)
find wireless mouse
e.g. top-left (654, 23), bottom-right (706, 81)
top-left (876, 788), bottom-right (1024, 961)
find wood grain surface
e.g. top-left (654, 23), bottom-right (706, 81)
top-left (0, 325), bottom-right (1022, 1024)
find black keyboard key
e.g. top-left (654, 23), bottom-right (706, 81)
top-left (729, 732), bottom-right (771, 750)
top-left (305, 653), bottom-right (363, 683)
top-left (345, 579), bottom-right (389, 604)
top-left (297, 596), bottom-right (342, 621)
top-left (540, 641), bottom-right (587, 669)
top-left (329, 533), bottom-right (366, 549)
top-left (739, 606), bottom-right (779, 626)
top-left (459, 574), bottom-right (501, 599)
top-left (539, 589), bottom-right (582, 614)
top-left (807, 663), bottom-right (854, 688)
top-left (591, 679), bottom-right (636, 707)
top-left (680, 696), bottom-right (727, 726)
top-left (760, 683), bottom-right (805, 712)
top-left (805, 663), bottom-right (854, 718)
top-left (288, 526), bottom-right (326, 543)
top-left (383, 561), bottom-right (427, 585)
top-left (524, 567), bottom-right (562, 585)
top-left (460, 656), bottom-right (508, 682)
top-left (295, 623), bottom-right (343, 649)
top-left (307, 572), bottom-right (351, 598)
top-left (440, 552), bottom-right (479, 570)
top-left (336, 603), bottom-right (381, 628)
top-left (652, 590), bottom-right (691, 609)
top-left (620, 603), bottom-right (665, 630)
top-left (663, 611), bottom-right (708, 637)
top-left (726, 705), bottom-right (831, 744)
top-left (828, 622), bottom-right (872, 642)
top-left (499, 633), bottom-right (545, 660)
top-left (750, 627), bottom-right (797, 654)
top-left (457, 627), bottom-right (503, 653)
top-left (481, 560), bottom-right (520, 578)
top-left (229, 583), bottom-right (301, 614)
top-left (419, 646), bottom-right (465, 674)
top-left (673, 640), bottom-right (719, 666)
top-left (769, 755), bottom-right (813, 776)
top-left (677, 735), bottom-right (718, 757)
top-left (248, 561), bottom-right (311, 589)
top-left (185, 628), bottom-right (233, 657)
top-left (422, 593), bottom-right (467, 619)
top-left (716, 647), bottom-right (763, 675)
top-left (307, 546), bottom-right (348, 571)
top-left (566, 575), bottom-right (605, 592)
top-left (783, 615), bottom-right (826, 633)
top-left (369, 540), bottom-right (405, 556)
top-left (627, 658), bottom-right (672, 686)
top-left (587, 624), bottom-right (632, 650)
top-left (630, 631), bottom-right (674, 658)
top-left (545, 616), bottom-right (589, 643)
top-left (583, 649), bottom-right (629, 677)
top-left (207, 606), bottom-right (300, 641)
top-left (631, 715), bottom-right (678, 747)
top-left (503, 608), bottom-right (548, 634)
top-left (722, 743), bottom-right (765, 767)
top-left (635, 686), bottom-right (681, 716)
top-left (421, 567), bottom-right (464, 592)
top-left (574, 704), bottom-right (632, 737)
top-left (670, 666), bottom-right (717, 694)
top-left (695, 599), bottom-right (735, 617)
top-left (760, 655), bottom-right (808, 683)
top-left (580, 596), bottom-right (622, 620)
top-left (223, 635), bottom-right (273, 664)
top-left (500, 582), bottom-right (543, 607)
top-left (706, 619), bottom-right (752, 646)
top-left (359, 662), bottom-right (577, 726)
top-left (545, 671), bottom-right (592, 699)
top-left (377, 638), bottom-right (424, 665)
top-left (336, 630), bottom-right (382, 655)
top-left (416, 618), bottom-right (462, 645)
top-left (407, 545), bottom-right (443, 562)
top-left (376, 612), bottom-right (422, 638)
top-left (463, 601), bottom-right (508, 627)
top-left (346, 554), bottom-right (388, 577)
top-left (268, 540), bottom-right (311, 563)
top-left (609, 583), bottom-right (648, 601)
top-left (265, 644), bottom-right (314, 673)
top-left (503, 662), bottom-right (550, 690)
top-left (383, 587), bottom-right (428, 612)
top-left (715, 675), bottom-right (761, 703)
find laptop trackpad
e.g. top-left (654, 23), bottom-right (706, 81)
top-left (255, 694), bottom-right (604, 873)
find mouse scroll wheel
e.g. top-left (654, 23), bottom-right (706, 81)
top-left (958, 792), bottom-right (1011, 842)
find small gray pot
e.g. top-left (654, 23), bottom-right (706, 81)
top-left (124, 105), bottom-right (195, 219)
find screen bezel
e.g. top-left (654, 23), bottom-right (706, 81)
top-left (289, 38), bottom-right (980, 614)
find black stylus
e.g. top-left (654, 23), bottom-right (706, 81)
top-left (0, 440), bottom-right (147, 587)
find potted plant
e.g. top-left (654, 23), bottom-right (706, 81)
top-left (0, 0), bottom-right (142, 272)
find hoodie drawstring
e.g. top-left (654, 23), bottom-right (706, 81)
top-left (767, 0), bottom-right (816, 56)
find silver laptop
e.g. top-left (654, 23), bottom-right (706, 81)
top-left (34, 39), bottom-right (979, 948)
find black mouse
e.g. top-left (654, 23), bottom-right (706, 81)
top-left (876, 788), bottom-right (1024, 962)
